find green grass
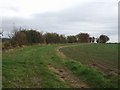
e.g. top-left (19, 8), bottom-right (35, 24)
top-left (2, 43), bottom-right (119, 88)
top-left (64, 60), bottom-right (118, 88)
top-left (2, 45), bottom-right (68, 88)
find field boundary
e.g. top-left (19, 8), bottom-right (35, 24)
top-left (56, 44), bottom-right (81, 59)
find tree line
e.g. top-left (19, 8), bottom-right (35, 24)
top-left (2, 28), bottom-right (110, 50)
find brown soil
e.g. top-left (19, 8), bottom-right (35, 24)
top-left (89, 59), bottom-right (119, 76)
top-left (48, 64), bottom-right (89, 88)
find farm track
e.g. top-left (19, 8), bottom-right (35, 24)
top-left (55, 44), bottom-right (90, 88)
top-left (48, 64), bottom-right (89, 88)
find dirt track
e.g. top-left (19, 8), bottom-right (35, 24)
top-left (48, 63), bottom-right (89, 88)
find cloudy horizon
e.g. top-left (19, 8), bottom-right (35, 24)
top-left (0, 0), bottom-right (118, 42)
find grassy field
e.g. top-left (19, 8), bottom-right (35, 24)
top-left (3, 45), bottom-right (68, 88)
top-left (2, 44), bottom-right (118, 88)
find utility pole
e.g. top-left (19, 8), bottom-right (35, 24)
top-left (13, 22), bottom-right (16, 31)
top-left (0, 27), bottom-right (3, 39)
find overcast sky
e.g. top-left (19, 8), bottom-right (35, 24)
top-left (0, 0), bottom-right (118, 42)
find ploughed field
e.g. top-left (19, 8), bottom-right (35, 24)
top-left (2, 44), bottom-right (119, 88)
top-left (60, 43), bottom-right (119, 75)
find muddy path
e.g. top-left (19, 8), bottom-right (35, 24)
top-left (48, 63), bottom-right (89, 88)
top-left (52, 44), bottom-right (90, 88)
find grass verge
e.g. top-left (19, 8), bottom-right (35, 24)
top-left (64, 59), bottom-right (118, 88)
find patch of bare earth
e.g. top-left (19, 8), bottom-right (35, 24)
top-left (48, 64), bottom-right (89, 88)
top-left (32, 77), bottom-right (41, 87)
top-left (88, 59), bottom-right (119, 77)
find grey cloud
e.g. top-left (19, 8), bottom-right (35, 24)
top-left (2, 1), bottom-right (118, 42)
top-left (1, 6), bottom-right (20, 12)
